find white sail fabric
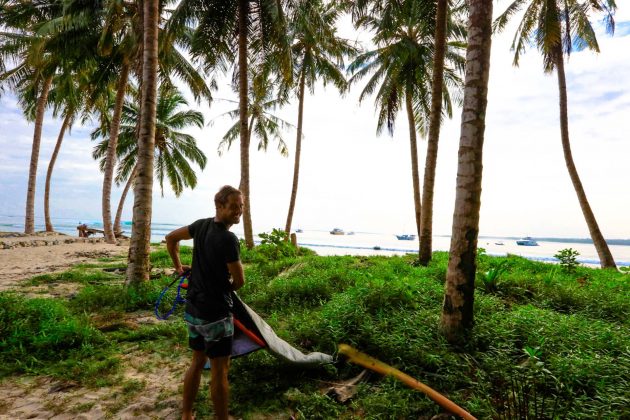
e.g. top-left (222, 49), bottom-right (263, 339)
top-left (231, 294), bottom-right (334, 365)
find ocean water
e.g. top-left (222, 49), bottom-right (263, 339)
top-left (283, 229), bottom-right (630, 267)
top-left (2, 215), bottom-right (629, 267)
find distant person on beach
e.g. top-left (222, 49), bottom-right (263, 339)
top-left (77, 223), bottom-right (89, 238)
top-left (165, 185), bottom-right (245, 420)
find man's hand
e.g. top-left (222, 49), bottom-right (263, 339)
top-left (177, 265), bottom-right (191, 276)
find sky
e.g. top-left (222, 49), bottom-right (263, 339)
top-left (1, 5), bottom-right (629, 239)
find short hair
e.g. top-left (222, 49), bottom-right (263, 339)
top-left (214, 185), bottom-right (242, 207)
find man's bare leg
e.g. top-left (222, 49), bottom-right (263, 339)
top-left (182, 349), bottom-right (207, 420)
top-left (210, 356), bottom-right (231, 420)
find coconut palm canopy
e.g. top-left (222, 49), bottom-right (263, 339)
top-left (92, 85), bottom-right (206, 197)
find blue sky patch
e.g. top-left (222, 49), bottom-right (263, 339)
top-left (616, 21), bottom-right (630, 37)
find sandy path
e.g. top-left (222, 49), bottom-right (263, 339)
top-left (0, 232), bottom-right (128, 291)
top-left (0, 232), bottom-right (186, 419)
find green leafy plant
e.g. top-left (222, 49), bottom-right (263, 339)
top-left (479, 260), bottom-right (509, 293)
top-left (496, 341), bottom-right (569, 419)
top-left (542, 266), bottom-right (558, 285)
top-left (259, 228), bottom-right (290, 247)
top-left (554, 248), bottom-right (580, 272)
top-left (255, 229), bottom-right (298, 260)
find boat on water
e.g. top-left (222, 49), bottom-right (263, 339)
top-left (295, 229), bottom-right (303, 233)
top-left (516, 237), bottom-right (538, 246)
top-left (396, 234), bottom-right (416, 241)
top-left (330, 228), bottom-right (345, 235)
top-left (495, 241), bottom-right (504, 246)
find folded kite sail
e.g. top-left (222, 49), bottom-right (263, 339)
top-left (231, 293), bottom-right (333, 365)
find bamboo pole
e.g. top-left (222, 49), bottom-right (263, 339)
top-left (338, 344), bottom-right (477, 420)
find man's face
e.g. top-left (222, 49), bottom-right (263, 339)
top-left (217, 193), bottom-right (244, 225)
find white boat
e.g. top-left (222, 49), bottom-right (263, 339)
top-left (396, 234), bottom-right (416, 241)
top-left (495, 241), bottom-right (504, 246)
top-left (330, 228), bottom-right (345, 235)
top-left (516, 237), bottom-right (538, 246)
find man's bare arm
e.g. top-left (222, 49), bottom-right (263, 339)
top-left (165, 226), bottom-right (192, 274)
top-left (227, 261), bottom-right (245, 291)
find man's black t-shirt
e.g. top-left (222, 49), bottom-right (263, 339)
top-left (186, 217), bottom-right (240, 321)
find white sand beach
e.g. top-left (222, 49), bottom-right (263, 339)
top-left (0, 232), bottom-right (128, 291)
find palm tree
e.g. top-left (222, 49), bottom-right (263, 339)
top-left (418, 0), bottom-right (467, 265)
top-left (215, 75), bottom-right (293, 158)
top-left (0, 1), bottom-right (62, 234)
top-left (168, 0), bottom-right (292, 249)
top-left (126, 0), bottom-right (160, 285)
top-left (59, 0), bottom-right (213, 244)
top-left (87, 0), bottom-right (140, 244)
top-left (439, 0), bottom-right (494, 344)
top-left (283, 0), bottom-right (358, 236)
top-left (43, 68), bottom-right (89, 232)
top-left (348, 0), bottom-right (463, 254)
top-left (23, 74), bottom-right (53, 234)
top-left (494, 0), bottom-right (617, 269)
top-left (92, 84), bottom-right (206, 233)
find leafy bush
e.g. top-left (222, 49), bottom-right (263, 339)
top-left (478, 259), bottom-right (509, 293)
top-left (554, 248), bottom-right (580, 272)
top-left (241, 229), bottom-right (315, 266)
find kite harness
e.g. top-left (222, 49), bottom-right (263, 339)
top-left (154, 270), bottom-right (190, 320)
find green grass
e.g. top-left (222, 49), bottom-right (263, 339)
top-left (1, 244), bottom-right (628, 418)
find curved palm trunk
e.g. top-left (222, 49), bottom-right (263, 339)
top-left (102, 63), bottom-right (130, 244)
top-left (126, 0), bottom-right (158, 285)
top-left (238, 0), bottom-right (254, 249)
top-left (285, 68), bottom-right (306, 236)
top-left (554, 49), bottom-right (616, 269)
top-left (24, 75), bottom-right (53, 234)
top-left (44, 113), bottom-right (71, 232)
top-left (405, 88), bottom-right (422, 251)
top-left (419, 0), bottom-right (448, 266)
top-left (440, 0), bottom-right (493, 344)
top-left (114, 164), bottom-right (138, 234)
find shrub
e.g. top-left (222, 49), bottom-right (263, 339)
top-left (479, 260), bottom-right (510, 293)
top-left (554, 248), bottom-right (580, 272)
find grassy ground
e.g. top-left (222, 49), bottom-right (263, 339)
top-left (1, 241), bottom-right (628, 419)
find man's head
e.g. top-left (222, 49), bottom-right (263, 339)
top-left (214, 185), bottom-right (243, 226)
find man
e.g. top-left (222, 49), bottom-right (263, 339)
top-left (165, 185), bottom-right (245, 420)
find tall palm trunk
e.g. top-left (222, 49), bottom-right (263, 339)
top-left (102, 63), bottom-right (130, 243)
top-left (44, 113), bottom-right (71, 232)
top-left (239, 116), bottom-right (254, 191)
top-left (24, 75), bottom-right (53, 234)
top-left (285, 67), bottom-right (306, 236)
top-left (405, 87), bottom-right (422, 248)
top-left (238, 0), bottom-right (254, 249)
top-left (440, 0), bottom-right (493, 344)
top-left (554, 48), bottom-right (616, 269)
top-left (126, 0), bottom-right (158, 285)
top-left (419, 0), bottom-right (448, 266)
top-left (114, 164), bottom-right (138, 234)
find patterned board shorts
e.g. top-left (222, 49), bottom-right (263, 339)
top-left (185, 312), bottom-right (234, 358)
